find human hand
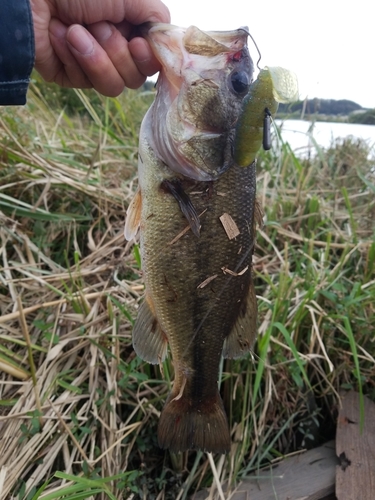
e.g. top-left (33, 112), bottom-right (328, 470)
top-left (30, 0), bottom-right (170, 96)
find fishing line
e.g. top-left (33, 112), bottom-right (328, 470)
top-left (239, 28), bottom-right (262, 70)
top-left (189, 239), bottom-right (255, 344)
top-left (174, 241), bottom-right (259, 386)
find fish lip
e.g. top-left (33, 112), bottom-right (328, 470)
top-left (138, 22), bottom-right (183, 40)
top-left (141, 22), bottom-right (250, 43)
top-left (142, 22), bottom-right (250, 33)
top-left (137, 21), bottom-right (168, 37)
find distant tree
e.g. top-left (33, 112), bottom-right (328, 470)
top-left (348, 109), bottom-right (375, 125)
top-left (278, 98), bottom-right (363, 116)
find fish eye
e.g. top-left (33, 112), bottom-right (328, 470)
top-left (230, 71), bottom-right (250, 95)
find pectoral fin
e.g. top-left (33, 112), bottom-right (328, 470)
top-left (222, 279), bottom-right (257, 358)
top-left (124, 188), bottom-right (142, 241)
top-left (161, 179), bottom-right (201, 237)
top-left (133, 295), bottom-right (168, 364)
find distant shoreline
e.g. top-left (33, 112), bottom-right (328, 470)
top-left (276, 98), bottom-right (375, 125)
top-left (276, 113), bottom-right (375, 126)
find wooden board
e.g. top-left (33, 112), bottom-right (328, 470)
top-left (192, 441), bottom-right (337, 500)
top-left (336, 390), bottom-right (375, 500)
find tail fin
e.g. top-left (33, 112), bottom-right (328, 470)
top-left (157, 391), bottom-right (230, 454)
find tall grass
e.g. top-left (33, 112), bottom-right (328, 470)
top-left (0, 76), bottom-right (374, 499)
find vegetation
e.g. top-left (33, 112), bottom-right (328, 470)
top-left (277, 98), bottom-right (375, 125)
top-left (278, 97), bottom-right (362, 116)
top-left (348, 108), bottom-right (375, 125)
top-left (0, 77), bottom-right (374, 499)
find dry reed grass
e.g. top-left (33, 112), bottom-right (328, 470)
top-left (0, 81), bottom-right (374, 499)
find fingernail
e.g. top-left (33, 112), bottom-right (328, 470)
top-left (89, 22), bottom-right (113, 42)
top-left (68, 25), bottom-right (94, 55)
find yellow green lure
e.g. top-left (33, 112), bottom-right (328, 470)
top-left (233, 66), bottom-right (299, 167)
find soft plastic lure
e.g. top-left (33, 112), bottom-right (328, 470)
top-left (233, 66), bottom-right (299, 167)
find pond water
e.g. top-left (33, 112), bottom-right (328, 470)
top-left (275, 119), bottom-right (375, 156)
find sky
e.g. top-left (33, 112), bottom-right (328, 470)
top-left (162, 0), bottom-right (374, 109)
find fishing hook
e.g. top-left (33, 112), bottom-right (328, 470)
top-left (263, 107), bottom-right (272, 150)
top-left (239, 27), bottom-right (262, 70)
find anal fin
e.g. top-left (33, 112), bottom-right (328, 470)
top-left (132, 295), bottom-right (168, 364)
top-left (124, 188), bottom-right (142, 241)
top-left (222, 278), bottom-right (257, 359)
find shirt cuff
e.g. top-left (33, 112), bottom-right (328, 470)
top-left (0, 0), bottom-right (35, 105)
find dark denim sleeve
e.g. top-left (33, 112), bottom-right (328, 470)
top-left (0, 1), bottom-right (35, 105)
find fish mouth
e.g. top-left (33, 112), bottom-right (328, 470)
top-left (142, 22), bottom-right (250, 50)
top-left (143, 23), bottom-right (250, 79)
top-left (143, 23), bottom-right (253, 181)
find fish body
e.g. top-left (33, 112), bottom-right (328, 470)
top-left (125, 24), bottom-right (258, 453)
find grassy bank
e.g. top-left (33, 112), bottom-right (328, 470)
top-left (0, 79), bottom-right (374, 499)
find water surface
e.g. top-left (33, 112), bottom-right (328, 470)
top-left (275, 119), bottom-right (375, 156)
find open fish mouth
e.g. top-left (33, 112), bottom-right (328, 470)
top-left (141, 23), bottom-right (254, 181)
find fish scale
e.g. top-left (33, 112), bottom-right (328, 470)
top-left (133, 127), bottom-right (257, 453)
top-left (125, 23), bottom-right (258, 453)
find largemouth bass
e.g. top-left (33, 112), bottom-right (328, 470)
top-left (125, 23), bottom-right (258, 454)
